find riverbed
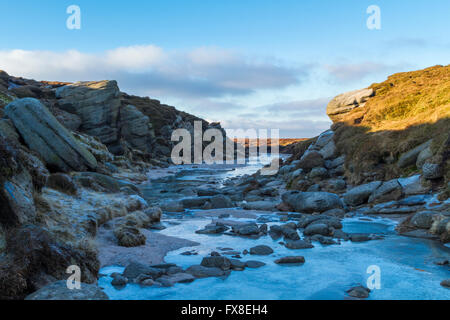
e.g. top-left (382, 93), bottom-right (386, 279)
top-left (98, 156), bottom-right (450, 300)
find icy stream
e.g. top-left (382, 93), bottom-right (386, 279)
top-left (99, 156), bottom-right (450, 300)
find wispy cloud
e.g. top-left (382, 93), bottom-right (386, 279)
top-left (323, 62), bottom-right (396, 83)
top-left (219, 97), bottom-right (332, 138)
top-left (0, 45), bottom-right (306, 99)
top-left (384, 37), bottom-right (429, 48)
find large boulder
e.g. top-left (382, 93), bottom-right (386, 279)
top-left (343, 181), bottom-right (382, 206)
top-left (186, 265), bottom-right (228, 278)
top-left (368, 179), bottom-right (403, 204)
top-left (410, 211), bottom-right (436, 229)
top-left (326, 88), bottom-right (374, 122)
top-left (210, 195), bottom-right (233, 209)
top-left (282, 191), bottom-right (343, 213)
top-left (1, 169), bottom-right (36, 226)
top-left (314, 130), bottom-right (334, 149)
top-left (298, 151), bottom-right (325, 171)
top-left (416, 145), bottom-right (434, 168)
top-left (55, 81), bottom-right (121, 145)
top-left (55, 81), bottom-right (157, 155)
top-left (25, 281), bottom-right (108, 300)
top-left (5, 98), bottom-right (97, 172)
top-left (200, 256), bottom-right (231, 271)
top-left (119, 105), bottom-right (152, 152)
top-left (397, 175), bottom-right (428, 195)
top-left (122, 262), bottom-right (164, 282)
top-left (397, 140), bottom-right (432, 168)
top-left (249, 245), bottom-right (274, 255)
top-left (73, 172), bottom-right (140, 194)
top-left (422, 162), bottom-right (444, 180)
top-left (303, 223), bottom-right (332, 236)
top-left (318, 140), bottom-right (337, 160)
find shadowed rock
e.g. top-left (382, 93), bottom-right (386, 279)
top-left (25, 281), bottom-right (108, 300)
top-left (5, 98), bottom-right (97, 172)
top-left (274, 256), bottom-right (305, 264)
top-left (282, 191), bottom-right (343, 213)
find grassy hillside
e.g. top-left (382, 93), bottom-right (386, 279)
top-left (289, 65), bottom-right (450, 188)
top-left (333, 65), bottom-right (450, 185)
top-left (336, 65), bottom-right (450, 131)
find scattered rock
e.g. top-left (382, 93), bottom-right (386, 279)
top-left (298, 151), bottom-right (324, 170)
top-left (349, 234), bottom-right (381, 242)
top-left (282, 191), bottom-right (343, 213)
top-left (245, 261), bottom-right (266, 268)
top-left (249, 245), bottom-right (274, 255)
top-left (303, 223), bottom-right (332, 237)
top-left (398, 140), bottom-right (432, 168)
top-left (232, 223), bottom-right (260, 236)
top-left (344, 181), bottom-right (382, 206)
top-left (346, 285), bottom-right (371, 299)
top-left (318, 140), bottom-right (337, 160)
top-left (122, 262), bottom-right (164, 282)
top-left (157, 273), bottom-right (195, 287)
top-left (25, 281), bottom-right (108, 300)
top-left (210, 195), bottom-right (233, 209)
top-left (196, 223), bottom-right (229, 234)
top-left (309, 234), bottom-right (337, 245)
top-left (200, 256), bottom-right (231, 271)
top-left (368, 179), bottom-right (403, 204)
top-left (285, 240), bottom-right (314, 250)
top-left (186, 265), bottom-right (228, 278)
top-left (111, 274), bottom-right (128, 288)
top-left (281, 225), bottom-right (300, 241)
top-left (274, 256), bottom-right (305, 264)
top-left (410, 211), bottom-right (436, 229)
top-left (397, 175), bottom-right (428, 195)
top-left (308, 167), bottom-right (329, 180)
top-left (242, 200), bottom-right (278, 211)
top-left (440, 279), bottom-right (450, 288)
top-left (229, 259), bottom-right (246, 271)
top-left (422, 162), bottom-right (443, 180)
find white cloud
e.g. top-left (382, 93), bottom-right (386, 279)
top-left (0, 45), bottom-right (329, 138)
top-left (104, 45), bottom-right (165, 71)
top-left (0, 45), bottom-right (303, 98)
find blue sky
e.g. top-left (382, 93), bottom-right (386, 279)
top-left (1, 0), bottom-right (449, 137)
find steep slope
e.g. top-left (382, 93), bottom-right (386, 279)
top-left (291, 65), bottom-right (450, 189)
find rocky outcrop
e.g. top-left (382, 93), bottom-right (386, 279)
top-left (55, 81), bottom-right (122, 146)
top-left (5, 98), bottom-right (97, 172)
top-left (326, 88), bottom-right (374, 122)
top-left (119, 104), bottom-right (153, 152)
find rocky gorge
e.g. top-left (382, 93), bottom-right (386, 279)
top-left (0, 65), bottom-right (449, 300)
